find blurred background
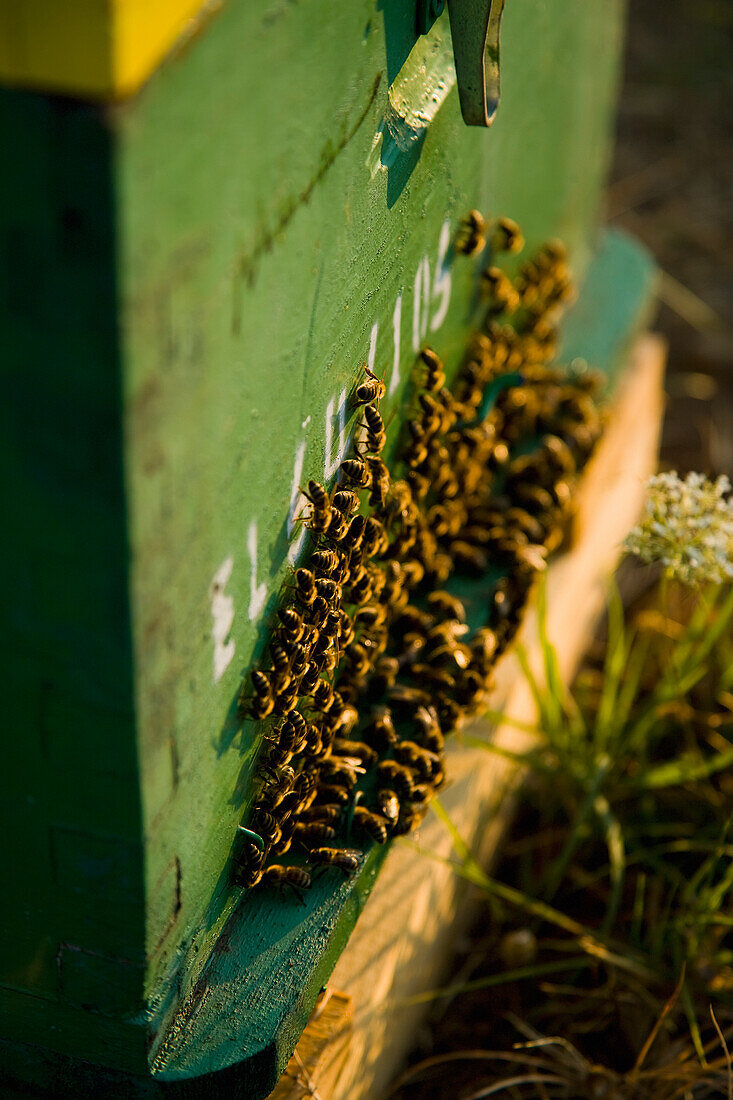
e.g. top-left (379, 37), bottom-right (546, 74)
top-left (609, 0), bottom-right (732, 475)
top-left (387, 3), bottom-right (733, 1094)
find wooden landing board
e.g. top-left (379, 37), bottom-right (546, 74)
top-left (271, 333), bottom-right (666, 1100)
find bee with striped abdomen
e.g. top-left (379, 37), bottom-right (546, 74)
top-left (308, 847), bottom-right (361, 875)
top-left (301, 479), bottom-right (331, 534)
top-left (354, 365), bottom-right (386, 406)
top-left (353, 806), bottom-right (390, 844)
top-left (456, 209), bottom-right (486, 256)
top-left (242, 669), bottom-right (274, 720)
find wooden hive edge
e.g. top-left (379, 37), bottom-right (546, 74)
top-left (270, 332), bottom-right (667, 1100)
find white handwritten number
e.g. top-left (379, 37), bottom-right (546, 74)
top-left (368, 322), bottom-right (379, 374)
top-left (324, 389), bottom-right (349, 479)
top-left (247, 520), bottom-right (267, 621)
top-left (389, 293), bottom-right (402, 397)
top-left (211, 557), bottom-right (236, 683)
top-left (239, 215), bottom-right (456, 636)
top-left (287, 440), bottom-right (308, 565)
top-left (412, 256), bottom-right (431, 351)
top-left (430, 219), bottom-right (452, 331)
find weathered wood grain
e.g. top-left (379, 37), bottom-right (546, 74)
top-left (1, 0), bottom-right (638, 1089)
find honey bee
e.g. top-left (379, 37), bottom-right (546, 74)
top-left (311, 678), bottom-right (334, 711)
top-left (405, 469), bottom-right (430, 500)
top-left (269, 644), bottom-right (293, 692)
top-left (471, 627), bottom-right (499, 670)
top-left (302, 722), bottom-right (324, 757)
top-left (504, 507), bottom-right (545, 544)
top-left (409, 663), bottom-right (456, 693)
top-left (299, 660), bottom-right (323, 696)
top-left (375, 788), bottom-right (400, 825)
top-left (258, 764), bottom-right (296, 810)
top-left (339, 456), bottom-right (371, 489)
top-left (353, 806), bottom-right (390, 844)
top-left (392, 804), bottom-right (428, 835)
top-left (269, 820), bottom-right (296, 856)
top-left (344, 640), bottom-right (372, 680)
top-left (317, 756), bottom-right (364, 787)
top-left (328, 703), bottom-right (360, 738)
top-left (349, 565), bottom-right (377, 605)
top-left (412, 704), bottom-right (444, 752)
top-left (294, 821), bottom-right (337, 845)
top-left (436, 696), bottom-right (464, 731)
top-left (353, 603), bottom-right (387, 631)
top-left (337, 608), bottom-right (356, 647)
top-left (363, 705), bottom-right (398, 750)
top-left (249, 809), bottom-right (282, 847)
top-left (420, 347), bottom-right (447, 392)
top-left (417, 392), bottom-right (444, 436)
top-left (455, 668), bottom-right (487, 709)
top-left (456, 209), bottom-right (486, 256)
top-left (273, 780), bottom-right (311, 824)
top-left (315, 577), bottom-right (342, 606)
top-left (287, 641), bottom-right (309, 679)
top-left (370, 656), bottom-right (400, 697)
top-left (367, 565), bottom-right (386, 601)
top-left (394, 740), bottom-right (441, 780)
top-left (354, 365), bottom-right (386, 406)
top-left (409, 782), bottom-right (434, 804)
top-left (377, 760), bottom-right (415, 799)
top-left (480, 266), bottom-right (520, 315)
top-left (299, 803), bottom-right (343, 824)
top-left (424, 589), bottom-right (464, 624)
top-left (273, 686), bottom-right (299, 717)
top-left (311, 548), bottom-right (342, 577)
top-left (276, 607), bottom-right (305, 643)
top-left (398, 559), bottom-right (423, 589)
top-left (305, 595), bottom-right (329, 628)
top-left (515, 483), bottom-right (555, 514)
top-left (332, 739), bottom-right (378, 767)
top-left (388, 683), bottom-right (432, 712)
top-left (325, 509), bottom-right (350, 542)
top-left (293, 568), bottom-right (317, 606)
top-left (331, 489), bottom-right (360, 518)
top-left (262, 736), bottom-right (295, 771)
top-left (313, 783), bottom-right (351, 806)
top-left (339, 513), bottom-right (366, 551)
top-left (361, 404), bottom-right (387, 454)
top-left (242, 669), bottom-right (274, 720)
top-left (451, 540), bottom-right (489, 576)
top-left (361, 516), bottom-right (388, 558)
top-left (490, 216), bottom-right (524, 254)
top-left (232, 842), bottom-right (266, 888)
top-left (261, 864), bottom-right (312, 895)
top-left (302, 479), bottom-right (332, 534)
top-left (367, 457), bottom-right (390, 509)
top-left (308, 847), bottom-right (361, 874)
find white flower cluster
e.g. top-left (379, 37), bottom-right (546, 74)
top-left (624, 471), bottom-right (733, 586)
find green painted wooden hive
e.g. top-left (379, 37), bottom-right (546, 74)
top-left (0, 1), bottom-right (655, 1095)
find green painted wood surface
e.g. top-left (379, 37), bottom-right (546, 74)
top-left (1, 0), bottom-right (639, 1091)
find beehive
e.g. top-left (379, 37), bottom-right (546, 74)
top-left (0, 1), bottom-right (655, 1094)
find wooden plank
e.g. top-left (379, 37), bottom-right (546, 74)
top-left (0, 0), bottom-right (216, 99)
top-left (0, 0), bottom-right (636, 1086)
top-left (273, 333), bottom-right (666, 1100)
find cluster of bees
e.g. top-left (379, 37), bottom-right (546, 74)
top-left (233, 213), bottom-right (604, 899)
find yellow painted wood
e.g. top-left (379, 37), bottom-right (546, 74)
top-left (0, 0), bottom-right (214, 99)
